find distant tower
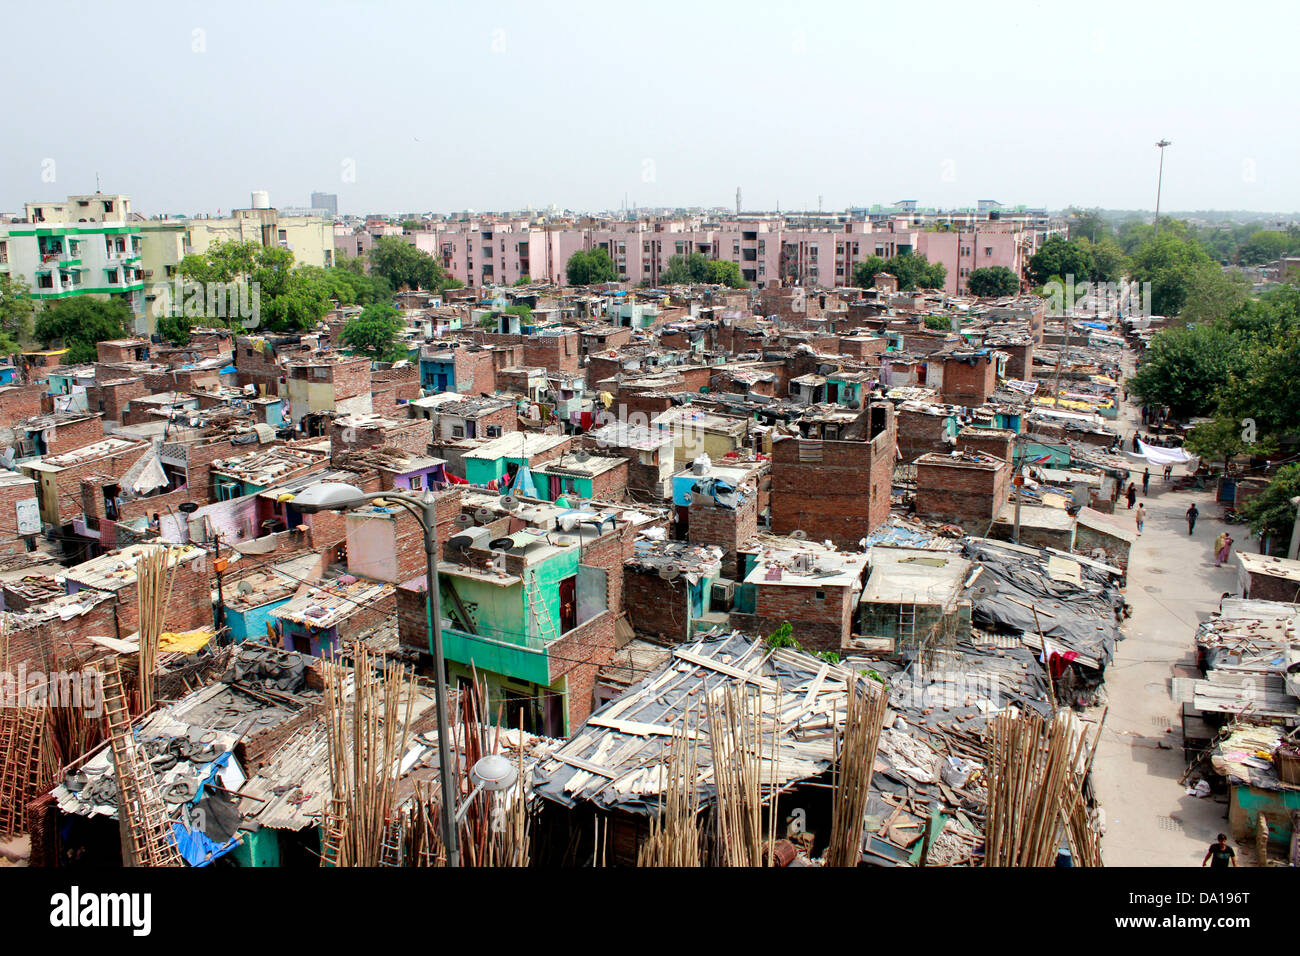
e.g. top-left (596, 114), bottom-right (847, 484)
top-left (736, 187), bottom-right (741, 216)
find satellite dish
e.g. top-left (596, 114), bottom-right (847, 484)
top-left (658, 564), bottom-right (680, 581)
top-left (474, 507), bottom-right (494, 523)
top-left (791, 529), bottom-right (808, 540)
top-left (448, 534), bottom-right (474, 551)
top-left (178, 502), bottom-right (199, 514)
top-left (488, 537), bottom-right (515, 553)
top-left (574, 449), bottom-right (591, 463)
top-left (453, 514), bottom-right (475, 529)
top-left (499, 494), bottom-right (519, 510)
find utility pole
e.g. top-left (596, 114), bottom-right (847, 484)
top-left (1153, 140), bottom-right (1171, 236)
top-left (1012, 435), bottom-right (1023, 545)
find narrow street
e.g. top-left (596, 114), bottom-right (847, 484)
top-left (1092, 358), bottom-right (1245, 865)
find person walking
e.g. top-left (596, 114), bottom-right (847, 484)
top-left (1202, 834), bottom-right (1237, 868)
top-left (1216, 533), bottom-right (1234, 567)
top-left (1186, 503), bottom-right (1200, 535)
top-left (1142, 468), bottom-right (1150, 495)
top-left (1126, 482), bottom-right (1137, 509)
top-left (1131, 432), bottom-right (1141, 452)
top-left (1135, 503), bottom-right (1145, 536)
top-left (1163, 463), bottom-right (1173, 482)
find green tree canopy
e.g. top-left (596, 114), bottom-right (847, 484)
top-left (884, 251), bottom-right (946, 291)
top-left (850, 256), bottom-right (888, 288)
top-left (339, 303), bottom-right (407, 361)
top-left (368, 236), bottom-right (458, 293)
top-left (156, 313), bottom-right (192, 346)
top-left (1126, 322), bottom-right (1248, 418)
top-left (0, 273), bottom-right (35, 354)
top-left (967, 266), bottom-right (1020, 297)
top-left (1027, 235), bottom-right (1094, 287)
top-left (661, 252), bottom-right (710, 284)
top-left (565, 247), bottom-right (618, 285)
top-left (1126, 232), bottom-right (1219, 316)
top-left (1239, 464), bottom-right (1300, 550)
top-left (33, 297), bottom-right (132, 363)
top-left (706, 259), bottom-right (745, 288)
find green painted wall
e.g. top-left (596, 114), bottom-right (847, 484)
top-left (229, 827), bottom-right (279, 867)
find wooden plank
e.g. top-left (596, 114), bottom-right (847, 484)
top-left (548, 752), bottom-right (617, 778)
top-left (673, 647), bottom-right (779, 689)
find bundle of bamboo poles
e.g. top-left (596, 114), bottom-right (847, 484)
top-left (320, 645), bottom-right (417, 867)
top-left (983, 708), bottom-right (1100, 867)
top-left (135, 547), bottom-right (178, 714)
top-left (705, 685), bottom-right (780, 867)
top-left (638, 714), bottom-right (703, 867)
top-left (825, 677), bottom-right (890, 867)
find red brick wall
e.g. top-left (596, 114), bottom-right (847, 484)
top-left (740, 582), bottom-right (855, 653)
top-left (371, 364), bottom-right (421, 417)
top-left (624, 569), bottom-right (691, 642)
top-left (838, 336), bottom-right (887, 360)
top-left (548, 611), bottom-right (615, 731)
top-left (957, 427), bottom-right (1015, 462)
top-left (1000, 343), bottom-right (1033, 381)
top-left (329, 358), bottom-right (373, 402)
top-left (43, 415), bottom-right (106, 455)
top-left (87, 379), bottom-right (149, 422)
top-left (914, 455), bottom-right (1010, 528)
top-left (37, 442), bottom-right (151, 526)
top-left (143, 367), bottom-right (221, 393)
top-left (584, 461), bottom-right (628, 501)
top-left (896, 408), bottom-right (955, 463)
top-left (1244, 570), bottom-right (1300, 604)
top-left (770, 404), bottom-right (896, 549)
top-left (3, 599), bottom-right (119, 670)
top-left (455, 349), bottom-right (497, 397)
top-left (941, 355), bottom-right (997, 406)
top-left (688, 491), bottom-right (758, 580)
top-left (235, 336), bottom-right (282, 394)
top-left (330, 416), bottom-right (432, 462)
top-left (0, 384), bottom-right (45, 423)
top-left (0, 475), bottom-right (39, 556)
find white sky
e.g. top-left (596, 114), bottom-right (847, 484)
top-left (5, 0), bottom-right (1297, 216)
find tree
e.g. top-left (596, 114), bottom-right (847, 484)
top-left (33, 297), bottom-right (131, 363)
top-left (706, 259), bottom-right (745, 288)
top-left (885, 251), bottom-right (946, 291)
top-left (1183, 416), bottom-right (1273, 474)
top-left (1238, 230), bottom-right (1292, 266)
top-left (1082, 236), bottom-right (1127, 284)
top-left (1126, 322), bottom-right (1247, 418)
top-left (1126, 232), bottom-right (1217, 316)
top-left (1239, 464), bottom-right (1300, 551)
top-left (339, 303), bottom-right (406, 360)
top-left (1066, 207), bottom-right (1110, 243)
top-left (1027, 235), bottom-right (1093, 287)
top-left (967, 266), bottom-right (1019, 297)
top-left (156, 313), bottom-right (192, 346)
top-left (661, 252), bottom-right (710, 284)
top-left (513, 276), bottom-right (532, 286)
top-left (1178, 263), bottom-right (1249, 326)
top-left (369, 236), bottom-right (456, 293)
top-left (0, 273), bottom-right (36, 350)
top-left (850, 256), bottom-right (888, 288)
top-left (565, 247), bottom-right (617, 285)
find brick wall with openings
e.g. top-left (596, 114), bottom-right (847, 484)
top-left (770, 403), bottom-right (896, 549)
top-left (548, 610), bottom-right (615, 731)
top-left (371, 364), bottom-right (421, 417)
top-left (731, 581), bottom-right (856, 653)
top-left (330, 416), bottom-right (432, 463)
top-left (688, 490), bottom-right (758, 580)
top-left (39, 414), bottom-right (106, 456)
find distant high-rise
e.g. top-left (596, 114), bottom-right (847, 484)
top-left (311, 192), bottom-right (338, 217)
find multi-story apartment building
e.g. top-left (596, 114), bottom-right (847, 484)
top-left (337, 208), bottom-right (1064, 295)
top-left (137, 197), bottom-right (336, 328)
top-left (0, 193), bottom-right (146, 324)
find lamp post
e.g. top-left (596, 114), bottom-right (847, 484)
top-left (1288, 495), bottom-right (1300, 561)
top-left (288, 482), bottom-right (460, 867)
top-left (1153, 140), bottom-right (1171, 237)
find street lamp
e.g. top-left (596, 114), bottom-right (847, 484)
top-left (1288, 495), bottom-right (1300, 561)
top-left (288, 481), bottom-right (461, 867)
top-left (1154, 140), bottom-right (1171, 237)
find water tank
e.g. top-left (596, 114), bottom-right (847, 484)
top-left (251, 190), bottom-right (271, 209)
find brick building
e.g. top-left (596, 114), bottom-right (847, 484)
top-left (62, 543), bottom-right (212, 639)
top-left (770, 402), bottom-right (896, 549)
top-left (957, 426), bottom-right (1015, 462)
top-left (939, 349), bottom-right (1003, 406)
top-left (914, 452), bottom-right (1011, 531)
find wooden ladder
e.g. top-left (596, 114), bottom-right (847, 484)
top-left (320, 797), bottom-right (346, 866)
top-left (378, 815), bottom-right (404, 867)
top-left (0, 709), bottom-right (44, 836)
top-left (524, 576), bottom-right (559, 646)
top-left (898, 601), bottom-right (917, 645)
top-left (102, 660), bottom-right (184, 867)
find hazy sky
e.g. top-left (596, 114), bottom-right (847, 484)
top-left (6, 0), bottom-right (1298, 217)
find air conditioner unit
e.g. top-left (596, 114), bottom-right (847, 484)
top-left (710, 579), bottom-right (735, 612)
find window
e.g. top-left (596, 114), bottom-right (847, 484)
top-left (409, 475), bottom-right (423, 490)
top-left (815, 590), bottom-right (826, 601)
top-left (984, 247), bottom-right (994, 257)
top-left (486, 425), bottom-right (502, 438)
top-left (451, 424), bottom-right (465, 438)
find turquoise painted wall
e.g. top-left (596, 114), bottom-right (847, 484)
top-left (229, 827), bottom-right (279, 867)
top-left (224, 597), bottom-right (293, 644)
